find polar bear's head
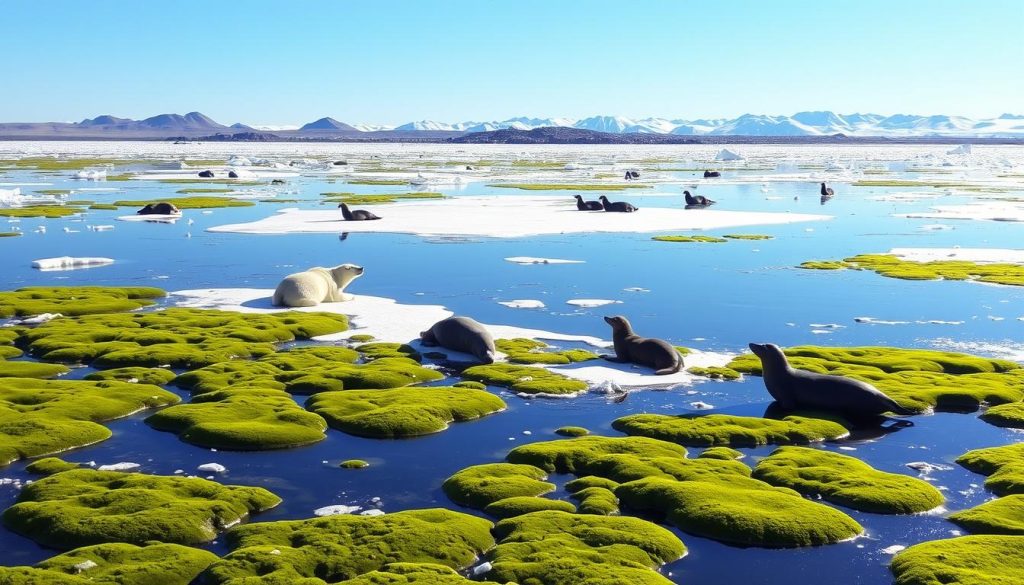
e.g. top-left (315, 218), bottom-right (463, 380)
top-left (329, 264), bottom-right (364, 288)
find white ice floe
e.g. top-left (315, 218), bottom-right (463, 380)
top-left (905, 462), bottom-right (953, 476)
top-left (208, 195), bottom-right (828, 238)
top-left (31, 256), bottom-right (114, 271)
top-left (890, 248), bottom-right (1024, 264)
top-left (928, 338), bottom-right (1024, 362)
top-left (360, 509), bottom-right (386, 516)
top-left (197, 463), bottom-right (226, 473)
top-left (505, 256), bottom-right (585, 265)
top-left (880, 545), bottom-right (907, 555)
top-left (498, 300), bottom-right (546, 309)
top-left (11, 313), bottom-right (62, 325)
top-left (74, 170), bottom-right (106, 180)
top-left (690, 401), bottom-right (714, 410)
top-left (715, 148), bottom-right (744, 161)
top-left (623, 287), bottom-right (650, 292)
top-left (314, 505), bottom-right (361, 516)
top-left (473, 562), bottom-right (493, 576)
top-left (919, 224), bottom-right (953, 231)
top-left (97, 462), bottom-right (140, 472)
top-left (567, 299), bottom-right (622, 308)
top-left (542, 349), bottom-right (734, 389)
top-left (88, 225), bottom-right (114, 231)
top-left (947, 144), bottom-right (972, 155)
top-left (903, 202), bottom-right (1024, 223)
top-left (116, 214), bottom-right (181, 223)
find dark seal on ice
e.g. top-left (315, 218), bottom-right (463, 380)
top-left (574, 194), bottom-right (603, 211)
top-left (137, 202), bottom-right (181, 215)
top-left (198, 170), bottom-right (215, 178)
top-left (339, 202), bottom-right (381, 221)
top-left (420, 316), bottom-right (496, 364)
top-left (603, 315), bottom-right (683, 375)
top-left (684, 190), bottom-right (715, 208)
top-left (703, 170), bottom-right (721, 178)
top-left (599, 195), bottom-right (638, 213)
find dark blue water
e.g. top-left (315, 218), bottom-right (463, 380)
top-left (1, 161), bottom-right (1021, 583)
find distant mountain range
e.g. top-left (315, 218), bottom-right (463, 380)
top-left (2, 110), bottom-right (1023, 140)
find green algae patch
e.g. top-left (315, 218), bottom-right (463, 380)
top-left (0, 360), bottom-right (69, 379)
top-left (340, 459), bottom-right (369, 469)
top-left (612, 413), bottom-right (849, 447)
top-left (698, 446), bottom-right (745, 460)
top-left (725, 345), bottom-right (1024, 412)
top-left (306, 386), bottom-right (505, 438)
top-left (0, 157), bottom-right (142, 171)
top-left (0, 231), bottom-right (22, 237)
top-left (723, 234), bottom-right (774, 240)
top-left (0, 205), bottom-right (85, 218)
top-left (488, 510), bottom-right (684, 585)
top-left (346, 179), bottom-right (411, 186)
top-left (462, 363), bottom-right (589, 396)
top-left (489, 183), bottom-right (649, 191)
top-left (507, 435), bottom-right (688, 475)
top-left (324, 192), bottom-right (444, 205)
top-left (949, 495), bottom-right (1024, 535)
top-left (443, 463), bottom-right (554, 509)
top-left (495, 338), bottom-right (599, 365)
top-left (687, 365), bottom-right (742, 380)
top-left (21, 308), bottom-right (349, 369)
top-left (0, 542), bottom-right (218, 585)
top-left (205, 508), bottom-right (494, 584)
top-left (981, 402), bottom-right (1024, 428)
top-left (84, 366), bottom-right (177, 385)
top-left (0, 378), bottom-right (179, 466)
top-left (752, 446), bottom-right (944, 514)
top-left (957, 443), bottom-right (1024, 496)
top-left (3, 468), bottom-right (281, 549)
top-left (0, 286), bottom-right (165, 318)
top-left (25, 457), bottom-right (82, 475)
top-left (355, 342), bottom-right (421, 361)
top-left (146, 389), bottom-right (328, 450)
top-left (348, 334), bottom-right (375, 342)
top-left (112, 196), bottom-right (254, 209)
top-left (890, 535), bottom-right (1024, 585)
top-left (89, 203), bottom-right (119, 210)
top-left (176, 187), bottom-right (233, 194)
top-left (555, 425), bottom-right (590, 437)
top-left (484, 496), bottom-right (576, 519)
top-left (571, 486), bottom-right (619, 515)
top-left (800, 253), bottom-right (1024, 287)
top-left (616, 476), bottom-right (862, 547)
top-left (652, 235), bottom-right (727, 243)
top-left (799, 260), bottom-right (848, 270)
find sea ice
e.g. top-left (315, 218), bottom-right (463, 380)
top-left (498, 300), bottom-right (546, 309)
top-left (314, 505), bottom-right (361, 516)
top-left (566, 299), bottom-right (622, 308)
top-left (197, 463), bottom-right (226, 473)
top-left (31, 256), bottom-right (114, 271)
top-left (504, 256), bottom-right (584, 265)
top-left (97, 462), bottom-right (140, 471)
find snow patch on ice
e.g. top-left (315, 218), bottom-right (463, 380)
top-left (32, 256), bottom-right (114, 271)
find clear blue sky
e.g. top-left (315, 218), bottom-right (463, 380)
top-left (5, 0), bottom-right (1022, 125)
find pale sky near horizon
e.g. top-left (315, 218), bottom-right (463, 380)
top-left (5, 0), bottom-right (1023, 125)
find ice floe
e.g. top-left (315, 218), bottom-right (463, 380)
top-left (314, 505), bottom-right (361, 517)
top-left (31, 256), bottom-right (114, 271)
top-left (498, 300), bottom-right (546, 309)
top-left (197, 463), bottom-right (226, 473)
top-left (504, 256), bottom-right (584, 265)
top-left (566, 299), bottom-right (622, 308)
top-left (903, 202), bottom-right (1024, 223)
top-left (890, 247), bottom-right (1024, 264)
top-left (97, 462), bottom-right (140, 472)
top-left (116, 214), bottom-right (181, 223)
top-left (715, 148), bottom-right (744, 161)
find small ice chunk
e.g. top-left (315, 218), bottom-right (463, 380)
top-left (566, 299), bottom-right (622, 308)
top-left (473, 562), bottom-right (493, 576)
top-left (623, 287), bottom-right (649, 292)
top-left (314, 505), bottom-right (361, 517)
top-left (881, 545), bottom-right (906, 555)
top-left (97, 462), bottom-right (140, 472)
top-left (504, 256), bottom-right (584, 265)
top-left (32, 256), bottom-right (114, 271)
top-left (498, 299), bottom-right (546, 309)
top-left (360, 509), bottom-right (385, 516)
top-left (689, 401), bottom-right (713, 410)
top-left (197, 463), bottom-right (226, 473)
top-left (905, 462), bottom-right (952, 475)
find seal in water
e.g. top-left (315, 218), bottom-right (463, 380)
top-left (704, 170), bottom-right (721, 178)
top-left (137, 202), bottom-right (181, 215)
top-left (574, 194), bottom-right (603, 211)
top-left (339, 202), bottom-right (382, 221)
top-left (420, 316), bottom-right (496, 364)
top-left (684, 190), bottom-right (715, 208)
top-left (598, 196), bottom-right (638, 213)
top-left (602, 315), bottom-right (683, 375)
top-left (820, 182), bottom-right (835, 205)
top-left (747, 343), bottom-right (915, 417)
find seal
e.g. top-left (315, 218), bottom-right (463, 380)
top-left (228, 170), bottom-right (239, 179)
top-left (704, 170), bottom-right (721, 178)
top-left (198, 170), bottom-right (214, 178)
top-left (574, 194), bottom-right (603, 211)
top-left (747, 343), bottom-right (915, 417)
top-left (820, 183), bottom-right (835, 197)
top-left (420, 316), bottom-right (496, 364)
top-left (271, 263), bottom-right (364, 307)
top-left (602, 315), bottom-right (683, 375)
top-left (136, 202), bottom-right (181, 215)
top-left (339, 202), bottom-right (382, 221)
top-left (684, 190), bottom-right (715, 208)
top-left (598, 196), bottom-right (638, 213)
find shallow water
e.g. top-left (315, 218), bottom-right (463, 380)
top-left (1, 143), bottom-right (1023, 582)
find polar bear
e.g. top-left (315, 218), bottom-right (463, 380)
top-left (271, 264), bottom-right (364, 307)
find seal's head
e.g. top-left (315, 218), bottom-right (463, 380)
top-left (599, 195), bottom-right (610, 202)
top-left (683, 190), bottom-right (691, 196)
top-left (574, 194), bottom-right (583, 200)
top-left (748, 342), bottom-right (786, 364)
top-left (337, 202), bottom-right (349, 209)
top-left (604, 315), bottom-right (633, 334)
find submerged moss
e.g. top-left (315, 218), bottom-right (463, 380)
top-left (651, 235), bottom-right (727, 243)
top-left (723, 234), bottom-right (773, 240)
top-left (799, 253), bottom-right (1024, 287)
top-left (0, 231), bottom-right (22, 237)
top-left (0, 286), bottom-right (165, 318)
top-left (3, 468), bottom-right (280, 548)
top-left (462, 363), bottom-right (588, 395)
top-left (340, 459), bottom-right (369, 469)
top-left (443, 463), bottom-right (554, 509)
top-left (752, 446), bottom-right (944, 514)
top-left (949, 495), bottom-right (1024, 535)
top-left (204, 509), bottom-right (494, 584)
top-left (611, 413), bottom-right (849, 447)
top-left (957, 443), bottom-right (1024, 496)
top-left (890, 535), bottom-right (1024, 585)
top-left (0, 542), bottom-right (218, 585)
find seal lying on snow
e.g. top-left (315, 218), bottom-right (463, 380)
top-left (602, 315), bottom-right (683, 375)
top-left (747, 343), bottom-right (915, 417)
top-left (598, 196), bottom-right (638, 213)
top-left (420, 316), bottom-right (496, 364)
top-left (574, 194), bottom-right (603, 211)
top-left (272, 264), bottom-right (364, 307)
top-left (339, 202), bottom-right (381, 221)
top-left (703, 170), bottom-right (721, 178)
top-left (137, 202), bottom-right (181, 215)
top-left (684, 190), bottom-right (715, 207)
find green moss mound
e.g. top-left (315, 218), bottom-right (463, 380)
top-left (724, 345), bottom-right (1024, 412)
top-left (0, 205), bottom-right (85, 218)
top-left (0, 542), bottom-right (218, 584)
top-left (616, 476), bottom-right (863, 547)
top-left (355, 342), bottom-right (421, 361)
top-left (555, 425), bottom-right (590, 437)
top-left (752, 446), bottom-right (944, 513)
top-left (112, 196), bottom-right (254, 209)
top-left (346, 179), bottom-right (410, 186)
top-left (612, 413), bottom-right (849, 447)
top-left (507, 435), bottom-right (689, 474)
top-left (890, 535), bottom-right (1024, 585)
top-left (443, 463), bottom-right (554, 509)
top-left (957, 443), bottom-right (1024, 496)
top-left (488, 510), bottom-right (684, 585)
top-left (340, 459), bottom-right (369, 469)
top-left (566, 476), bottom-right (620, 492)
top-left (3, 468), bottom-right (281, 549)
top-left (981, 402), bottom-right (1024, 428)
top-left (652, 235), bottom-right (727, 243)
top-left (20, 308), bottom-right (349, 369)
top-left (571, 486), bottom-right (619, 515)
top-left (0, 360), bottom-right (69, 379)
top-left (348, 334), bottom-right (375, 342)
top-left (0, 286), bottom-right (165, 318)
top-left (323, 192), bottom-right (444, 205)
top-left (453, 380), bottom-right (485, 390)
top-left (495, 338), bottom-right (599, 365)
top-left (949, 495), bottom-right (1024, 535)
top-left (723, 234), bottom-right (773, 240)
top-left (89, 203), bottom-right (119, 210)
top-left (84, 366), bottom-right (177, 385)
top-left (484, 496), bottom-right (576, 519)
top-left (338, 563), bottom-right (479, 584)
top-left (799, 253), bottom-right (1024, 287)
top-left (687, 365), bottom-right (742, 380)
top-left (306, 386), bottom-right (505, 438)
top-left (0, 231), bottom-right (22, 237)
top-left (698, 446), bottom-right (745, 460)
top-left (462, 363), bottom-right (588, 395)
top-left (25, 457), bottom-right (82, 475)
top-left (204, 508), bottom-right (494, 584)
top-left (0, 378), bottom-right (179, 466)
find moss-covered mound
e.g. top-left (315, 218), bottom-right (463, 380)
top-left (949, 495), bottom-right (1024, 535)
top-left (981, 402), bottom-right (1024, 428)
top-left (484, 496), bottom-right (576, 519)
top-left (488, 510), bottom-right (684, 585)
top-left (698, 446), bottom-right (745, 460)
top-left (495, 338), bottom-right (599, 365)
top-left (687, 365), bottom-right (742, 380)
top-left (612, 413), bottom-right (850, 447)
top-left (890, 535), bottom-right (1024, 585)
top-left (337, 563), bottom-right (480, 584)
top-left (723, 234), bottom-right (773, 240)
top-left (354, 342), bottom-right (421, 361)
top-left (322, 192), bottom-right (444, 205)
top-left (203, 509), bottom-right (494, 584)
top-left (0, 231), bottom-right (22, 237)
top-left (752, 446), bottom-right (944, 513)
top-left (799, 253), bottom-right (1024, 287)
top-left (84, 366), bottom-right (177, 385)
top-left (112, 196), bottom-right (254, 209)
top-left (25, 457), bottom-right (82, 475)
top-left (571, 486), bottom-right (619, 515)
top-left (0, 286), bottom-right (165, 318)
top-left (443, 463), bottom-right (554, 509)
top-left (0, 360), bottom-right (69, 379)
top-left (340, 459), bottom-right (369, 469)
top-left (0, 542), bottom-right (219, 584)
top-left (651, 235), bottom-right (727, 243)
top-left (462, 363), bottom-right (589, 396)
top-left (616, 476), bottom-right (863, 547)
top-left (507, 435), bottom-right (688, 474)
top-left (20, 308), bottom-right (349, 368)
top-left (0, 378), bottom-right (179, 466)
top-left (0, 205), bottom-right (85, 218)
top-left (3, 468), bottom-right (280, 549)
top-left (305, 386), bottom-right (505, 438)
top-left (957, 443), bottom-right (1024, 496)
top-left (555, 425), bottom-right (590, 437)
top-left (722, 345), bottom-right (1024, 412)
